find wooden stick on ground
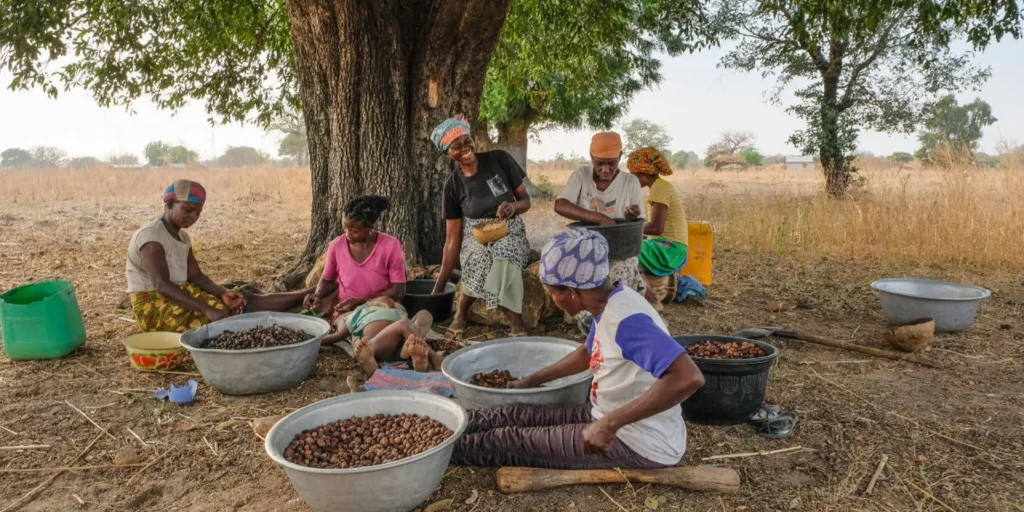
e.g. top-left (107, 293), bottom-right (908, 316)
top-left (887, 412), bottom-right (988, 453)
top-left (65, 401), bottom-right (116, 440)
top-left (0, 463), bottom-right (149, 474)
top-left (597, 487), bottom-right (630, 512)
top-left (864, 454), bottom-right (888, 494)
top-left (700, 446), bottom-right (808, 462)
top-left (0, 445), bottom-right (50, 451)
top-left (0, 431), bottom-right (104, 512)
top-left (809, 368), bottom-right (879, 409)
top-left (788, 332), bottom-right (942, 368)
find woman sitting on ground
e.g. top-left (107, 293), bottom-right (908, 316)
top-left (307, 195), bottom-right (442, 370)
top-left (450, 228), bottom-right (705, 469)
top-left (627, 147), bottom-right (689, 309)
top-left (430, 115), bottom-right (532, 337)
top-left (127, 179), bottom-right (310, 332)
top-left (553, 131), bottom-right (645, 292)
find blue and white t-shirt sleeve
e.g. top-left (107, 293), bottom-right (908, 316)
top-left (615, 314), bottom-right (686, 378)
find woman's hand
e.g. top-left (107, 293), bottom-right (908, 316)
top-left (334, 298), bottom-right (360, 315)
top-left (497, 201), bottom-right (515, 219)
top-left (204, 307), bottom-right (229, 323)
top-left (506, 378), bottom-right (535, 390)
top-left (582, 418), bottom-right (618, 454)
top-left (624, 204), bottom-right (641, 220)
top-left (303, 292), bottom-right (320, 310)
top-left (221, 290), bottom-right (246, 309)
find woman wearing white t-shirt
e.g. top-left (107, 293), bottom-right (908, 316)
top-left (450, 229), bottom-right (704, 469)
top-left (554, 131), bottom-right (645, 294)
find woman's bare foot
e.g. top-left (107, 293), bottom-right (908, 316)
top-left (346, 375), bottom-right (365, 393)
top-left (353, 338), bottom-right (378, 378)
top-left (400, 334), bottom-right (431, 372)
top-left (448, 315), bottom-right (467, 335)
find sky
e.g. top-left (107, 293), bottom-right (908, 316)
top-left (0, 38), bottom-right (1021, 162)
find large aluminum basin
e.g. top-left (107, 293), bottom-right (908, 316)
top-left (441, 337), bottom-right (592, 409)
top-left (264, 391), bottom-right (468, 512)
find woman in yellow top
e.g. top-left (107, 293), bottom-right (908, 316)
top-left (626, 148), bottom-right (688, 308)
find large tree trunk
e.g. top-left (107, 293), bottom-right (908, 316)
top-left (820, 43), bottom-right (848, 198)
top-left (494, 123), bottom-right (529, 170)
top-left (276, 0), bottom-right (512, 290)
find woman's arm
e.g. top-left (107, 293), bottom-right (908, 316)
top-left (186, 250), bottom-right (226, 298)
top-left (432, 218), bottom-right (463, 294)
top-left (643, 202), bottom-right (668, 236)
top-left (335, 282), bottom-right (406, 314)
top-left (554, 198), bottom-right (615, 226)
top-left (509, 344), bottom-right (590, 388)
top-left (582, 353), bottom-right (705, 453)
top-left (498, 184), bottom-right (532, 219)
top-left (140, 243), bottom-right (224, 319)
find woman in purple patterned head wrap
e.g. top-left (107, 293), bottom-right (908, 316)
top-left (449, 227), bottom-right (705, 470)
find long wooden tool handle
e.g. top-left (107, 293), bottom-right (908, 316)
top-left (788, 332), bottom-right (942, 368)
top-left (496, 466), bottom-right (741, 494)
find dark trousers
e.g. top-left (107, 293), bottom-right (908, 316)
top-left (451, 403), bottom-right (671, 470)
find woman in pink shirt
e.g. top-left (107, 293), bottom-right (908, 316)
top-left (306, 196), bottom-right (441, 371)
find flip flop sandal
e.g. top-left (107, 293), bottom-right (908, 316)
top-left (749, 404), bottom-right (782, 424)
top-left (757, 411), bottom-right (798, 439)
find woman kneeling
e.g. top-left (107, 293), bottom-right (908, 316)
top-left (451, 229), bottom-right (705, 469)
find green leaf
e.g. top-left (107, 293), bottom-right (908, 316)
top-left (645, 496), bottom-right (660, 510)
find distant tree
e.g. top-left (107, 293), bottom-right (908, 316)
top-left (31, 146), bottom-right (68, 167)
top-left (107, 153), bottom-right (140, 166)
top-left (272, 109), bottom-right (308, 166)
top-left (706, 131), bottom-right (755, 156)
top-left (1, 148), bottom-right (32, 168)
top-left (704, 131), bottom-right (756, 166)
top-left (621, 119), bottom-right (672, 154)
top-left (763, 154), bottom-right (786, 165)
top-left (68, 156), bottom-right (106, 169)
top-left (215, 146), bottom-right (268, 167)
top-left (144, 141), bottom-right (172, 167)
top-left (668, 150), bottom-right (690, 169)
top-left (973, 152), bottom-right (1000, 168)
top-left (889, 152), bottom-right (914, 164)
top-left (709, 0), bottom-right (1014, 196)
top-left (168, 145), bottom-right (199, 165)
top-left (739, 147), bottom-right (763, 166)
top-left (916, 96), bottom-right (997, 165)
top-left (278, 132), bottom-right (308, 166)
top-left (683, 151), bottom-right (701, 168)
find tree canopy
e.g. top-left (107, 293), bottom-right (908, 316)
top-left (709, 0), bottom-right (1021, 195)
top-left (1, 148), bottom-right (32, 168)
top-left (478, 0), bottom-right (714, 163)
top-left (621, 119), bottom-right (673, 155)
top-left (144, 141), bottom-right (199, 167)
top-left (915, 95), bottom-right (997, 164)
top-left (214, 146), bottom-right (268, 168)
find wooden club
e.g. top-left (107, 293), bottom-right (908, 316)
top-left (496, 466), bottom-right (741, 494)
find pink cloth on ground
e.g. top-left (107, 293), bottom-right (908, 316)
top-left (321, 233), bottom-right (406, 302)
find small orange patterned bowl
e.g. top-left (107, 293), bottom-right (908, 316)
top-left (123, 332), bottom-right (187, 371)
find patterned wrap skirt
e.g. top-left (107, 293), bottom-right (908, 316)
top-left (460, 215), bottom-right (531, 310)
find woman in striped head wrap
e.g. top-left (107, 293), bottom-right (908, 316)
top-left (430, 115), bottom-right (533, 337)
top-left (126, 179), bottom-right (311, 332)
top-left (626, 147), bottom-right (689, 310)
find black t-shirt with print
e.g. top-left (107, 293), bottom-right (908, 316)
top-left (441, 150), bottom-right (525, 220)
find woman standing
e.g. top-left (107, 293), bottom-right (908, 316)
top-left (626, 147), bottom-right (689, 308)
top-left (430, 116), bottom-right (532, 337)
top-left (127, 179), bottom-right (309, 332)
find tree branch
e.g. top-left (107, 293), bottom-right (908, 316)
top-left (778, 6), bottom-right (829, 72)
top-left (840, 13), bottom-right (906, 110)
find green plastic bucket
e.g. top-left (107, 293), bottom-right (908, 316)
top-left (0, 280), bottom-right (86, 360)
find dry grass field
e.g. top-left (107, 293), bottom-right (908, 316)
top-left (1, 163), bottom-right (1023, 511)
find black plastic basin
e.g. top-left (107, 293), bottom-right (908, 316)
top-left (568, 219), bottom-right (643, 260)
top-left (674, 335), bottom-right (779, 425)
top-left (402, 279), bottom-right (456, 323)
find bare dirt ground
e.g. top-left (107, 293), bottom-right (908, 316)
top-left (2, 171), bottom-right (1023, 511)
